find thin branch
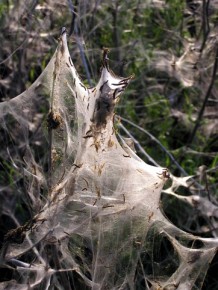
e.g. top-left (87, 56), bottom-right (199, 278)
top-left (0, 38), bottom-right (27, 65)
top-left (67, 0), bottom-right (92, 86)
top-left (111, 1), bottom-right (121, 72)
top-left (189, 46), bottom-right (218, 143)
top-left (200, 0), bottom-right (211, 53)
top-left (117, 124), bottom-right (160, 167)
top-left (118, 116), bottom-right (188, 176)
top-left (67, 0), bottom-right (78, 37)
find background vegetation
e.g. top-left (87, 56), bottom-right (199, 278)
top-left (0, 0), bottom-right (218, 288)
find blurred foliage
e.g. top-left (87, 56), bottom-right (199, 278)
top-left (0, 0), bottom-right (218, 287)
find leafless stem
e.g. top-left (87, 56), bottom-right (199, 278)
top-left (67, 0), bottom-right (92, 86)
top-left (117, 124), bottom-right (160, 167)
top-left (67, 0), bottom-right (78, 37)
top-left (118, 116), bottom-right (188, 176)
top-left (189, 46), bottom-right (218, 144)
top-left (112, 1), bottom-right (121, 68)
top-left (200, 0), bottom-right (210, 53)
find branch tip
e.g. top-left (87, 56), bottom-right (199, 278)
top-left (61, 27), bottom-right (67, 36)
top-left (102, 47), bottom-right (110, 70)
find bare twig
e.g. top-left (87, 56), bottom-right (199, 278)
top-left (118, 116), bottom-right (188, 176)
top-left (67, 0), bottom-right (92, 86)
top-left (117, 124), bottom-right (160, 167)
top-left (0, 38), bottom-right (27, 65)
top-left (200, 0), bottom-right (211, 52)
top-left (67, 0), bottom-right (78, 36)
top-left (112, 1), bottom-right (121, 67)
top-left (189, 46), bottom-right (218, 143)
